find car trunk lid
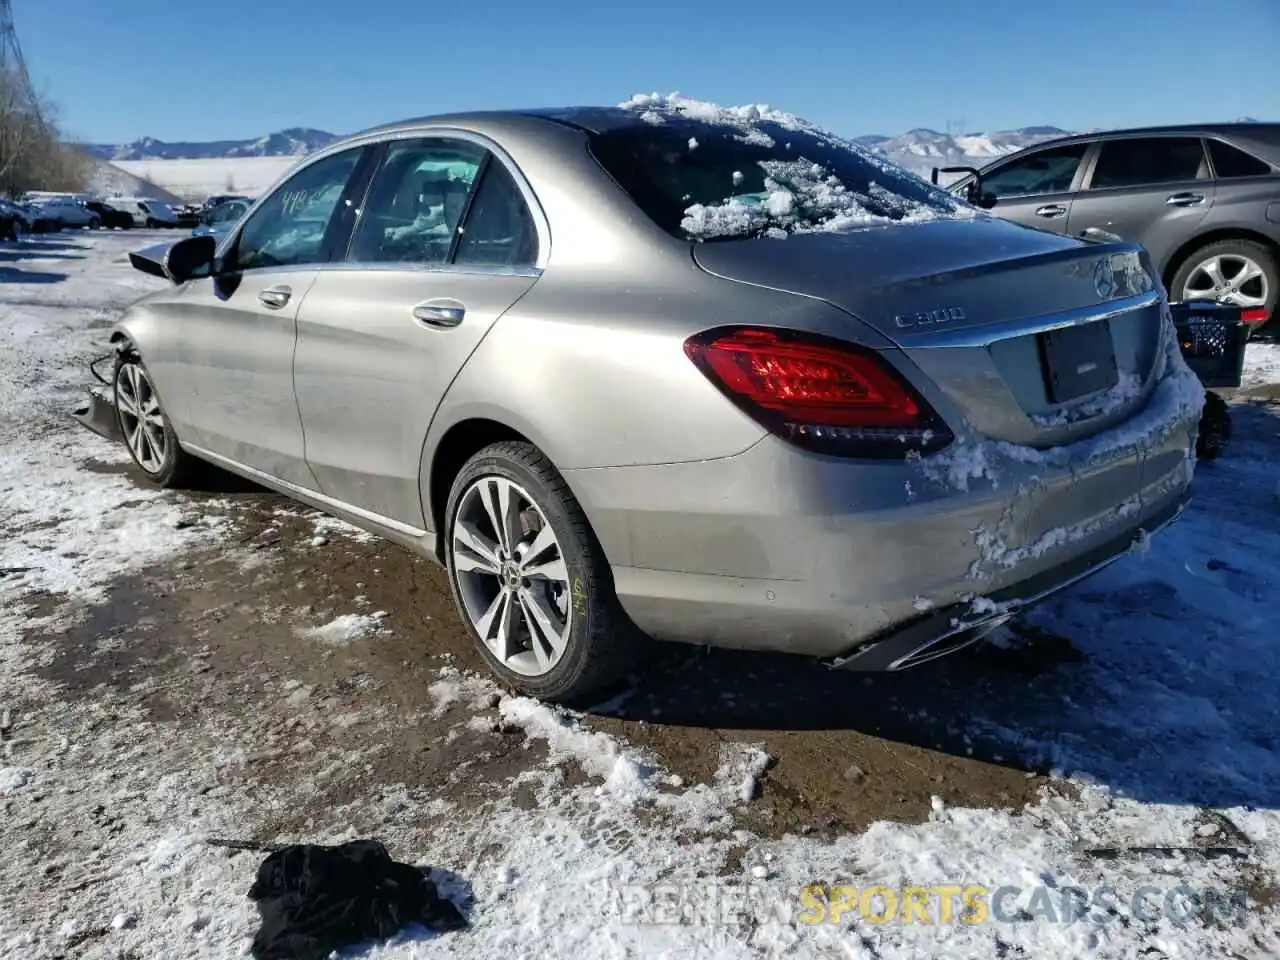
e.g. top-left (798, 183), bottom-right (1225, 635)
top-left (692, 218), bottom-right (1166, 448)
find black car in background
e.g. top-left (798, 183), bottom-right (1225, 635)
top-left (0, 198), bottom-right (59, 237)
top-left (943, 123), bottom-right (1280, 332)
top-left (85, 201), bottom-right (134, 230)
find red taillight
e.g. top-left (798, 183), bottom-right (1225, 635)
top-left (683, 326), bottom-right (952, 457)
top-left (1241, 308), bottom-right (1269, 326)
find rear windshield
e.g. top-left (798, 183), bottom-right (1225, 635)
top-left (589, 114), bottom-right (973, 241)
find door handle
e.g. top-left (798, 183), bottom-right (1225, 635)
top-left (1166, 192), bottom-right (1205, 207)
top-left (412, 299), bottom-right (465, 328)
top-left (1034, 204), bottom-right (1067, 219)
top-left (258, 285), bottom-right (292, 309)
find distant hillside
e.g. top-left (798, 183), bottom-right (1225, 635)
top-left (81, 128), bottom-right (338, 162)
top-left (86, 161), bottom-right (185, 205)
top-left (854, 126), bottom-right (1074, 177)
top-left (79, 122), bottom-right (1079, 183)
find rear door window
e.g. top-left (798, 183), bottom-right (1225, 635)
top-left (1088, 137), bottom-right (1207, 189)
top-left (1207, 139), bottom-right (1272, 178)
top-left (453, 160), bottom-right (539, 268)
top-left (347, 138), bottom-right (485, 265)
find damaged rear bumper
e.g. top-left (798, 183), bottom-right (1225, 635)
top-left (825, 489), bottom-right (1189, 671)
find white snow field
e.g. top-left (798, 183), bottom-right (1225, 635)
top-left (2, 230), bottom-right (1280, 959)
top-left (112, 156), bottom-right (299, 200)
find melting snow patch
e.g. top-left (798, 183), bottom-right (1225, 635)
top-left (1243, 341), bottom-right (1280, 387)
top-left (498, 697), bottom-right (654, 800)
top-left (714, 742), bottom-right (771, 804)
top-left (297, 611), bottom-right (388, 646)
top-left (0, 766), bottom-right (33, 794)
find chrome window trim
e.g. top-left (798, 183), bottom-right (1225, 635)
top-left (219, 127), bottom-right (551, 277)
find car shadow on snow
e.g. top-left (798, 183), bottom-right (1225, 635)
top-left (592, 400), bottom-right (1280, 813)
top-left (0, 264), bottom-right (68, 284)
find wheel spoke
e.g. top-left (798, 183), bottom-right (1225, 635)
top-left (453, 521), bottom-right (502, 574)
top-left (518, 586), bottom-right (569, 662)
top-left (116, 387), bottom-right (139, 417)
top-left (522, 555), bottom-right (568, 583)
top-left (128, 421), bottom-right (144, 459)
top-left (142, 422), bottom-right (166, 462)
top-left (479, 479), bottom-right (515, 553)
top-left (516, 591), bottom-right (553, 671)
top-left (520, 523), bottom-right (557, 567)
top-left (1198, 257), bottom-right (1226, 291)
top-left (1229, 261), bottom-right (1263, 288)
top-left (475, 589), bottom-right (517, 660)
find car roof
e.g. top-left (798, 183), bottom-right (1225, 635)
top-left (348, 105), bottom-right (752, 140)
top-left (1009, 121), bottom-right (1280, 158)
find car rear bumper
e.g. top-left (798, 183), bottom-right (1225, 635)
top-left (566, 375), bottom-right (1199, 664)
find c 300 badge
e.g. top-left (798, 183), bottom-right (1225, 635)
top-left (894, 306), bottom-right (966, 329)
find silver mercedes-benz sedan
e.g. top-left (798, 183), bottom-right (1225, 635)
top-left (86, 94), bottom-right (1205, 702)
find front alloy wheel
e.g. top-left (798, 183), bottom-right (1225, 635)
top-left (112, 352), bottom-right (202, 488)
top-left (116, 361), bottom-right (168, 475)
top-left (452, 475), bottom-right (572, 676)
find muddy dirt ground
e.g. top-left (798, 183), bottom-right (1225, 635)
top-left (17, 452), bottom-right (1085, 851)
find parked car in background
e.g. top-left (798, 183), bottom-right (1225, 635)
top-left (200, 193), bottom-right (251, 214)
top-left (113, 197), bottom-right (181, 228)
top-left (192, 197), bottom-right (251, 239)
top-left (85, 200), bottom-right (134, 230)
top-left (6, 200), bottom-right (60, 234)
top-left (0, 199), bottom-right (23, 240)
top-left (943, 123), bottom-right (1280, 330)
top-left (80, 100), bottom-right (1202, 703)
top-left (174, 203), bottom-right (202, 228)
top-left (27, 195), bottom-right (101, 229)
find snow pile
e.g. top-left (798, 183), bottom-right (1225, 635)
top-left (918, 320), bottom-right (1204, 495)
top-left (297, 611), bottom-right (388, 645)
top-left (1028, 371), bottom-right (1145, 427)
top-left (1243, 340), bottom-right (1280, 387)
top-left (619, 91), bottom-right (975, 239)
top-left (681, 159), bottom-right (965, 240)
top-left (500, 696), bottom-right (655, 800)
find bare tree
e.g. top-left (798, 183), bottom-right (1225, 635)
top-left (0, 67), bottom-right (91, 196)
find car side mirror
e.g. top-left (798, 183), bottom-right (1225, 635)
top-left (973, 190), bottom-right (998, 210)
top-left (163, 234), bottom-right (217, 283)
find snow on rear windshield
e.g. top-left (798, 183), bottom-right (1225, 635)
top-left (601, 92), bottom-right (977, 241)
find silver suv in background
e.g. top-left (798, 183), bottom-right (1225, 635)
top-left (945, 124), bottom-right (1280, 331)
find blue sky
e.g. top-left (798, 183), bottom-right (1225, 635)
top-left (17, 0), bottom-right (1280, 144)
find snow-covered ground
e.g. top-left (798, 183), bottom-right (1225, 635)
top-left (2, 232), bottom-right (1280, 959)
top-left (111, 157), bottom-right (299, 200)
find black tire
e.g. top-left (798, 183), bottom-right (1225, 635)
top-left (112, 351), bottom-right (204, 489)
top-left (88, 217), bottom-right (101, 230)
top-left (443, 441), bottom-right (646, 703)
top-left (1171, 238), bottom-right (1278, 332)
top-left (1195, 391), bottom-right (1231, 461)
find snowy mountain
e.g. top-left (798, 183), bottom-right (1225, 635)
top-left (81, 128), bottom-right (338, 162)
top-left (854, 125), bottom-right (1073, 177)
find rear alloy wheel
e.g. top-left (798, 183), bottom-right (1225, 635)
top-left (444, 441), bottom-right (644, 703)
top-left (113, 352), bottom-right (202, 488)
top-left (1173, 239), bottom-right (1277, 326)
